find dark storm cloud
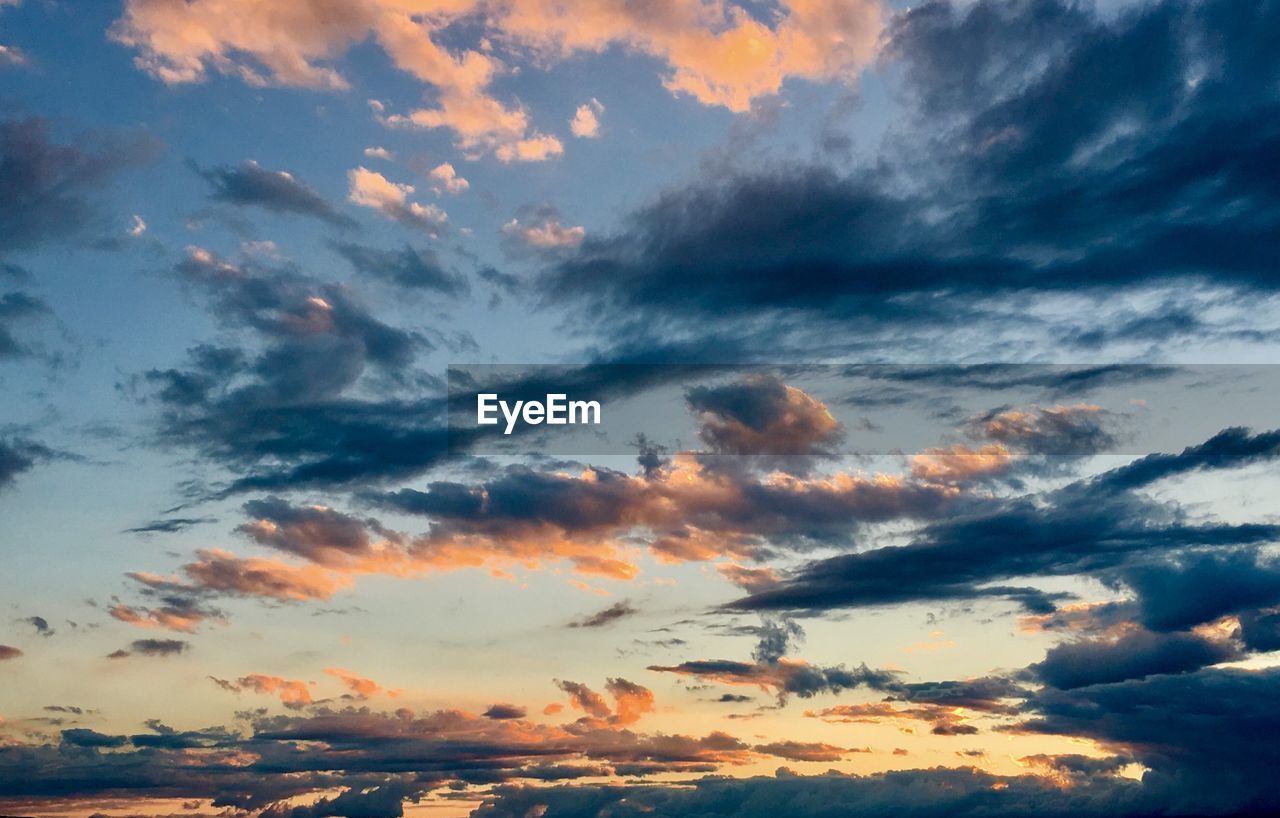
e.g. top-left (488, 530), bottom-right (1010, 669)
top-left (1118, 550), bottom-right (1280, 633)
top-left (260, 782), bottom-right (409, 818)
top-left (0, 437), bottom-right (56, 492)
top-left (472, 767), bottom-right (1151, 818)
top-left (1017, 667), bottom-right (1280, 812)
top-left (0, 116), bottom-right (158, 254)
top-left (60, 728), bottom-right (129, 749)
top-left (730, 427), bottom-right (1280, 616)
top-left (1031, 629), bottom-right (1239, 690)
top-left (1096, 426), bottom-right (1280, 492)
top-left (0, 705), bottom-right (765, 807)
top-left (197, 161), bottom-right (356, 227)
top-left (537, 0), bottom-right (1280, 354)
top-left (332, 241), bottom-right (468, 296)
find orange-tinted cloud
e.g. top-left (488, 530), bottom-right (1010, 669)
top-left (214, 673), bottom-right (314, 709)
top-left (147, 549), bottom-right (352, 602)
top-left (324, 667), bottom-right (388, 699)
top-left (111, 0), bottom-right (884, 165)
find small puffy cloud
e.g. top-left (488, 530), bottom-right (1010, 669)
top-left (494, 133), bottom-right (564, 163)
top-left (128, 214), bottom-right (147, 236)
top-left (363, 146), bottom-right (393, 160)
top-left (347, 167), bottom-right (447, 236)
top-left (501, 205), bottom-right (584, 255)
top-left (570, 98), bottom-right (604, 138)
top-left (382, 93), bottom-right (563, 163)
top-left (428, 162), bottom-right (469, 194)
top-left (483, 703), bottom-right (528, 720)
top-left (324, 667), bottom-right (386, 699)
top-left (555, 678), bottom-right (655, 726)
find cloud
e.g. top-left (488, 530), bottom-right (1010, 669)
top-left (60, 729), bottom-right (129, 749)
top-left (1031, 629), bottom-right (1240, 690)
top-left (427, 162), bottom-right (468, 195)
top-left (23, 615), bottom-right (52, 636)
top-left (0, 290), bottom-right (51, 359)
top-left (473, 766), bottom-right (1150, 818)
top-left (324, 667), bottom-right (387, 699)
top-left (1016, 667), bottom-right (1280, 811)
top-left (134, 248), bottom-right (441, 495)
top-left (501, 205), bottom-right (585, 255)
top-left (686, 375), bottom-right (843, 455)
top-left (109, 638), bottom-right (190, 659)
top-left (368, 453), bottom-right (953, 581)
top-left (968, 404), bottom-right (1118, 455)
top-left (108, 596), bottom-right (218, 633)
top-left (123, 516), bottom-right (217, 534)
top-left (753, 740), bottom-right (852, 762)
top-left (332, 241), bottom-right (468, 296)
top-left (732, 427), bottom-right (1280, 616)
top-left (497, 0), bottom-right (884, 112)
top-left (177, 549), bottom-right (351, 602)
top-left (0, 116), bottom-right (157, 253)
top-left (212, 674), bottom-right (313, 709)
top-left (555, 678), bottom-right (654, 726)
top-left (0, 437), bottom-right (55, 491)
top-left (569, 601), bottom-right (638, 628)
top-left (197, 161), bottom-right (355, 227)
top-left (534, 0), bottom-right (1280, 359)
top-left (483, 703), bottom-right (528, 720)
top-left (0, 44), bottom-right (27, 66)
top-left (649, 657), bottom-right (899, 705)
top-left (570, 99), bottom-right (604, 138)
top-left (347, 167), bottom-right (448, 236)
top-left (0, 645), bottom-right (21, 660)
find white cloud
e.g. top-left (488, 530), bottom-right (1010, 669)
top-left (428, 163), bottom-right (469, 195)
top-left (501, 206), bottom-right (585, 253)
top-left (347, 167), bottom-right (447, 237)
top-left (570, 98), bottom-right (604, 138)
top-left (363, 146), bottom-right (394, 160)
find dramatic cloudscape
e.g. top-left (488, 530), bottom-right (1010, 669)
top-left (3, 1), bottom-right (1280, 817)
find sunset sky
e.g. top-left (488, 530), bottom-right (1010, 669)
top-left (3, 1), bottom-right (1280, 816)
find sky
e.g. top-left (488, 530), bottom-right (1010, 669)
top-left (2, 0), bottom-right (1280, 816)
